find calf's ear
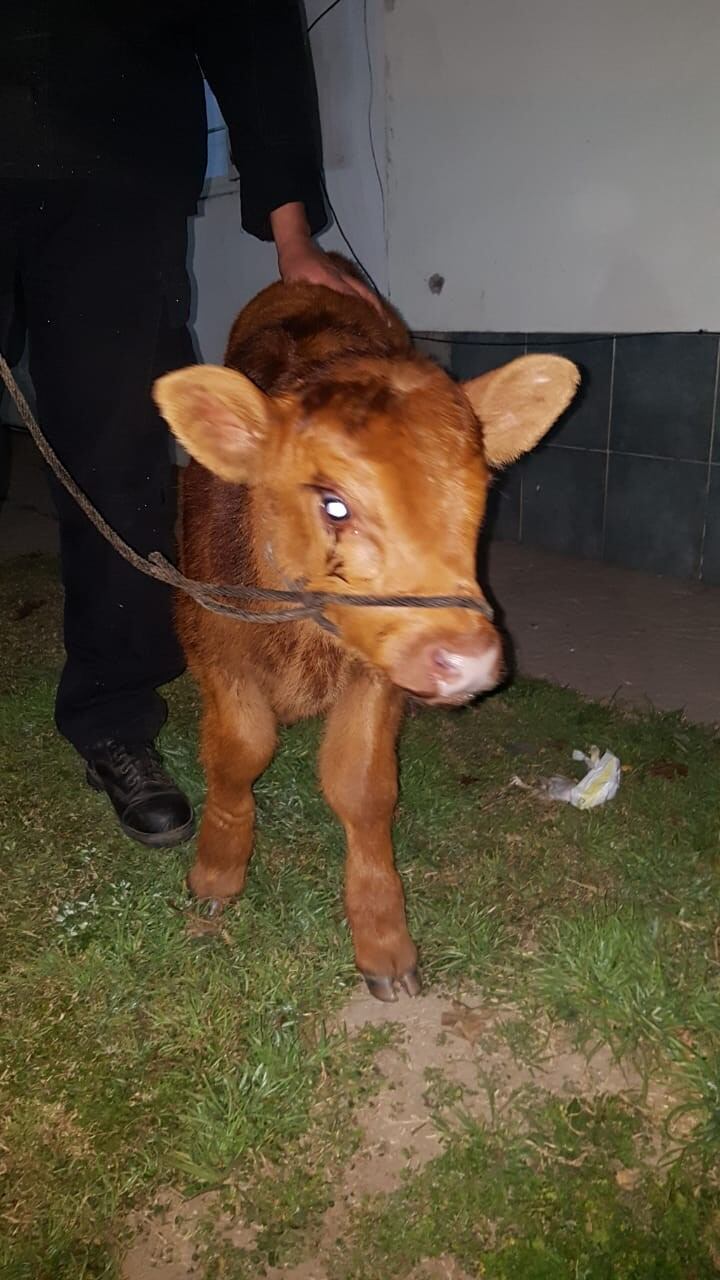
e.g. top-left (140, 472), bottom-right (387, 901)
top-left (153, 365), bottom-right (278, 483)
top-left (461, 355), bottom-right (579, 467)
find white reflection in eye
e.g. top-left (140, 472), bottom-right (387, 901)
top-left (321, 495), bottom-right (350, 523)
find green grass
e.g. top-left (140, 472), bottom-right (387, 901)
top-left (334, 1097), bottom-right (720, 1280)
top-left (2, 554), bottom-right (720, 1278)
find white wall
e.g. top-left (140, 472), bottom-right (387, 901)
top-left (384, 0), bottom-right (720, 332)
top-left (191, 0), bottom-right (386, 362)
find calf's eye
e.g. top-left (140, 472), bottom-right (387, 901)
top-left (321, 494), bottom-right (350, 524)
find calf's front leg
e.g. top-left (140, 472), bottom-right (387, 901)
top-left (319, 670), bottom-right (418, 1001)
top-left (189, 671), bottom-right (276, 902)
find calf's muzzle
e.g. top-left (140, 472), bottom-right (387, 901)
top-left (390, 621), bottom-right (503, 705)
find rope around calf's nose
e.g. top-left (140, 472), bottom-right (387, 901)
top-left (0, 353), bottom-right (494, 633)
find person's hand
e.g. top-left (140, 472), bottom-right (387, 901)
top-left (271, 202), bottom-right (384, 315)
top-left (279, 237), bottom-right (382, 312)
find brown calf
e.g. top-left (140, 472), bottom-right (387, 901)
top-left (154, 260), bottom-right (578, 1001)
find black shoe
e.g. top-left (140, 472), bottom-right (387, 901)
top-left (85, 740), bottom-right (195, 848)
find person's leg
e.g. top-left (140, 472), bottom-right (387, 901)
top-left (20, 180), bottom-right (195, 843)
top-left (0, 196), bottom-right (22, 505)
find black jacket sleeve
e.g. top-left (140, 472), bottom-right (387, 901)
top-left (194, 0), bottom-right (327, 241)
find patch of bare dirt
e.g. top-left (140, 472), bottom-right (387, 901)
top-left (121, 984), bottom-right (682, 1280)
top-left (335, 988), bottom-right (677, 1147)
top-left (260, 987), bottom-right (681, 1280)
top-left (407, 1260), bottom-right (474, 1280)
top-left (122, 1187), bottom-right (257, 1280)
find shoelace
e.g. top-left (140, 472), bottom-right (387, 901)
top-left (104, 743), bottom-right (168, 794)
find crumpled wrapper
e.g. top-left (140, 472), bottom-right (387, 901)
top-left (512, 746), bottom-right (622, 810)
top-left (544, 746), bottom-right (621, 809)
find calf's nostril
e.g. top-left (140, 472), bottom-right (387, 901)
top-left (431, 647), bottom-right (462, 674)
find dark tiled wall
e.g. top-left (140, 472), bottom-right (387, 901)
top-left (416, 331), bottom-right (720, 585)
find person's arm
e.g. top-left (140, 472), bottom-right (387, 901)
top-left (195, 0), bottom-right (380, 308)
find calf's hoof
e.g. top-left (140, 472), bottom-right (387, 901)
top-left (363, 966), bottom-right (422, 1002)
top-left (187, 863), bottom-right (246, 901)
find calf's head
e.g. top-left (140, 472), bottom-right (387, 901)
top-left (154, 353), bottom-right (577, 704)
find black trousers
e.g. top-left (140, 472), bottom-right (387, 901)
top-left (0, 180), bottom-right (194, 755)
